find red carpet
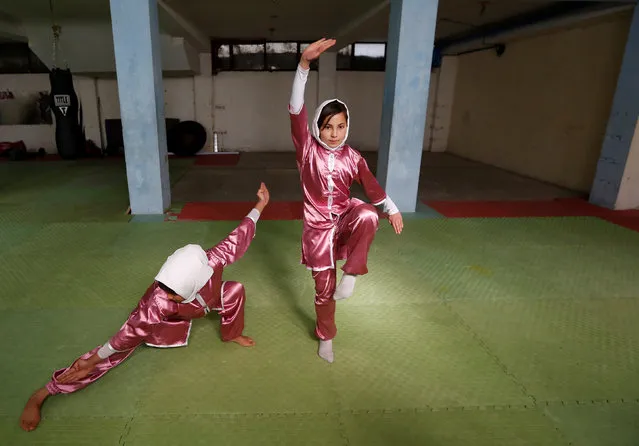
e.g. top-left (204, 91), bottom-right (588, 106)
top-left (0, 154), bottom-right (63, 162)
top-left (178, 201), bottom-right (303, 221)
top-left (602, 210), bottom-right (639, 233)
top-left (193, 153), bottom-right (240, 166)
top-left (424, 197), bottom-right (639, 233)
top-left (425, 198), bottom-right (607, 218)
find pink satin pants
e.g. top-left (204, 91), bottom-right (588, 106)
top-left (314, 201), bottom-right (379, 341)
top-left (46, 281), bottom-right (246, 395)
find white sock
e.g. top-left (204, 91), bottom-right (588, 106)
top-left (318, 339), bottom-right (334, 363)
top-left (333, 274), bottom-right (357, 300)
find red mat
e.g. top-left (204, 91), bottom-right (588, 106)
top-left (0, 154), bottom-right (63, 162)
top-left (193, 153), bottom-right (240, 167)
top-left (424, 197), bottom-right (639, 233)
top-left (425, 198), bottom-right (608, 218)
top-left (178, 201), bottom-right (303, 221)
top-left (602, 210), bottom-right (639, 233)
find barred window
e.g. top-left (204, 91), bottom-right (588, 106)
top-left (336, 43), bottom-right (386, 71)
top-left (232, 43), bottom-right (265, 70)
top-left (266, 42), bottom-right (298, 71)
top-left (211, 40), bottom-right (386, 73)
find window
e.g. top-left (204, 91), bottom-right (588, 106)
top-left (232, 43), bottom-right (265, 70)
top-left (211, 40), bottom-right (385, 73)
top-left (266, 42), bottom-right (298, 71)
top-left (214, 44), bottom-right (231, 71)
top-left (352, 43), bottom-right (386, 71)
top-left (336, 45), bottom-right (351, 70)
top-left (337, 43), bottom-right (386, 71)
top-left (212, 40), bottom-right (305, 72)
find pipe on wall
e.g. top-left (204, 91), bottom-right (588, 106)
top-left (438, 2), bottom-right (635, 56)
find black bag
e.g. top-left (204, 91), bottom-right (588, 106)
top-left (49, 68), bottom-right (85, 159)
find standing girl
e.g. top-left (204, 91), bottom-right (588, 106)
top-left (288, 38), bottom-right (403, 363)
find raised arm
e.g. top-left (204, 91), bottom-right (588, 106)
top-left (206, 183), bottom-right (270, 267)
top-left (289, 65), bottom-right (311, 163)
top-left (289, 38), bottom-right (336, 163)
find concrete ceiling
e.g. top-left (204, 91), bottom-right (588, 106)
top-left (167, 0), bottom-right (556, 41)
top-left (0, 0), bottom-right (632, 44)
top-left (0, 0), bottom-right (111, 21)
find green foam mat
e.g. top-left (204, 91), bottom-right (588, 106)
top-left (0, 415), bottom-right (129, 445)
top-left (339, 407), bottom-right (566, 446)
top-left (2, 163), bottom-right (639, 443)
top-left (327, 304), bottom-right (530, 410)
top-left (125, 413), bottom-right (345, 446)
top-left (544, 401), bottom-right (639, 446)
top-left (0, 159), bottom-right (193, 223)
top-left (448, 298), bottom-right (639, 402)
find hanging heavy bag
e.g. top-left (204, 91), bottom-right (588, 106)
top-left (49, 68), bottom-right (84, 159)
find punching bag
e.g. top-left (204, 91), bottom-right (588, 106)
top-left (50, 68), bottom-right (84, 159)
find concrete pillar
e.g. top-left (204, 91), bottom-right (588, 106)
top-left (615, 118), bottom-right (639, 209)
top-left (377, 0), bottom-right (439, 212)
top-left (110, 0), bottom-right (170, 215)
top-left (590, 5), bottom-right (639, 210)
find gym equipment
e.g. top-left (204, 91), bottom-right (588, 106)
top-left (50, 68), bottom-right (85, 159)
top-left (167, 120), bottom-right (208, 156)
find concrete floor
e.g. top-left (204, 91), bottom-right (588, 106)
top-left (172, 151), bottom-right (584, 203)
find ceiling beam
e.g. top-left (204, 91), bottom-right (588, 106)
top-left (157, 0), bottom-right (209, 51)
top-left (0, 11), bottom-right (27, 42)
top-left (327, 0), bottom-right (390, 51)
top-left (438, 1), bottom-right (636, 54)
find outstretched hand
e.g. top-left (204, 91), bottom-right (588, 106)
top-left (300, 38), bottom-right (336, 69)
top-left (255, 182), bottom-right (270, 213)
top-left (389, 212), bottom-right (403, 235)
top-left (257, 182), bottom-right (270, 205)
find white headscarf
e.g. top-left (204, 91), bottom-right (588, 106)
top-left (311, 98), bottom-right (350, 151)
top-left (155, 244), bottom-right (213, 304)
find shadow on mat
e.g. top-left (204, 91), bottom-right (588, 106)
top-left (253, 223), bottom-right (316, 339)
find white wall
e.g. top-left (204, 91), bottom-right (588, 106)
top-left (213, 68), bottom-right (440, 152)
top-left (430, 56), bottom-right (458, 152)
top-left (0, 74), bottom-right (53, 150)
top-left (212, 70), bottom-right (319, 151)
top-left (0, 74), bottom-right (101, 151)
top-left (616, 117), bottom-right (639, 210)
top-left (1, 56), bottom-right (441, 154)
top-left (95, 77), bottom-right (198, 149)
top-left (336, 71), bottom-right (384, 151)
top-left (24, 21), bottom-right (199, 75)
top-left (447, 11), bottom-right (633, 192)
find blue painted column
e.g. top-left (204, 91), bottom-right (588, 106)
top-left (590, 5), bottom-right (639, 210)
top-left (377, 0), bottom-right (439, 212)
top-left (110, 0), bottom-right (170, 215)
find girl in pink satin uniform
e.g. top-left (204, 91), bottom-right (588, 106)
top-left (20, 184), bottom-right (270, 432)
top-left (289, 39), bottom-right (404, 363)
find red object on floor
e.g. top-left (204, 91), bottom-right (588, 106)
top-left (0, 154), bottom-right (62, 162)
top-left (193, 153), bottom-right (240, 167)
top-left (0, 140), bottom-right (26, 155)
top-left (602, 210), bottom-right (639, 233)
top-left (425, 198), bottom-right (608, 218)
top-left (39, 155), bottom-right (63, 162)
top-left (424, 197), bottom-right (639, 233)
top-left (178, 201), bottom-right (303, 221)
